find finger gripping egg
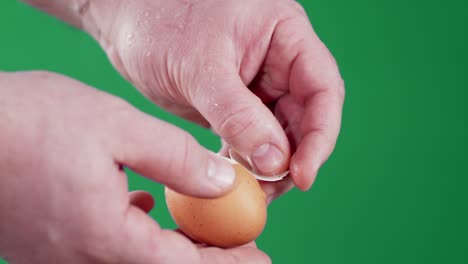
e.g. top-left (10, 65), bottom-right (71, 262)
top-left (165, 163), bottom-right (267, 248)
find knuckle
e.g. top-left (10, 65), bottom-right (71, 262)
top-left (337, 77), bottom-right (346, 101)
top-left (290, 1), bottom-right (308, 17)
top-left (321, 54), bottom-right (345, 102)
top-left (325, 73), bottom-right (345, 103)
top-left (314, 76), bottom-right (345, 105)
top-left (216, 104), bottom-right (258, 141)
top-left (179, 130), bottom-right (196, 162)
top-left (273, 0), bottom-right (307, 19)
top-left (172, 130), bottom-right (199, 177)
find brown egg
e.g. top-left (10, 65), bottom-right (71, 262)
top-left (165, 163), bottom-right (267, 248)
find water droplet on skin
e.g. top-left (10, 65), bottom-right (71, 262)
top-left (145, 10), bottom-right (149, 17)
top-left (207, 96), bottom-right (225, 113)
top-left (146, 51), bottom-right (152, 57)
top-left (127, 34), bottom-right (134, 47)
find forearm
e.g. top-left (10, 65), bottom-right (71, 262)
top-left (22, 0), bottom-right (90, 28)
top-left (22, 0), bottom-right (120, 43)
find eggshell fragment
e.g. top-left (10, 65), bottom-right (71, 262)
top-left (165, 163), bottom-right (267, 248)
top-left (228, 148), bottom-right (289, 182)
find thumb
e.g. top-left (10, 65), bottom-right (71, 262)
top-left (108, 101), bottom-right (236, 198)
top-left (191, 70), bottom-right (291, 175)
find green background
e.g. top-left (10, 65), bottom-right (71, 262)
top-left (1, 0), bottom-right (467, 263)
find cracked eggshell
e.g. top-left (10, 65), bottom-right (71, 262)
top-left (165, 163), bottom-right (267, 248)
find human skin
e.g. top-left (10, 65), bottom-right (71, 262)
top-left (2, 0), bottom-right (345, 262)
top-left (0, 71), bottom-right (270, 263)
top-left (25, 0), bottom-right (345, 197)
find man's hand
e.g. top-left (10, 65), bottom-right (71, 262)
top-left (0, 71), bottom-right (270, 264)
top-left (25, 0), bottom-right (344, 202)
top-left (95, 0), bottom-right (344, 196)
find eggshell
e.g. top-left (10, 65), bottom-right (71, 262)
top-left (165, 163), bottom-right (267, 248)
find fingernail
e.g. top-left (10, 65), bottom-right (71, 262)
top-left (251, 143), bottom-right (285, 174)
top-left (207, 156), bottom-right (236, 190)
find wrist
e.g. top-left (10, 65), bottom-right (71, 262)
top-left (22, 0), bottom-right (91, 28)
top-left (78, 0), bottom-right (125, 48)
top-left (22, 0), bottom-right (124, 49)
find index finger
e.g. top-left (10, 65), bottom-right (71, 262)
top-left (288, 22), bottom-right (345, 190)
